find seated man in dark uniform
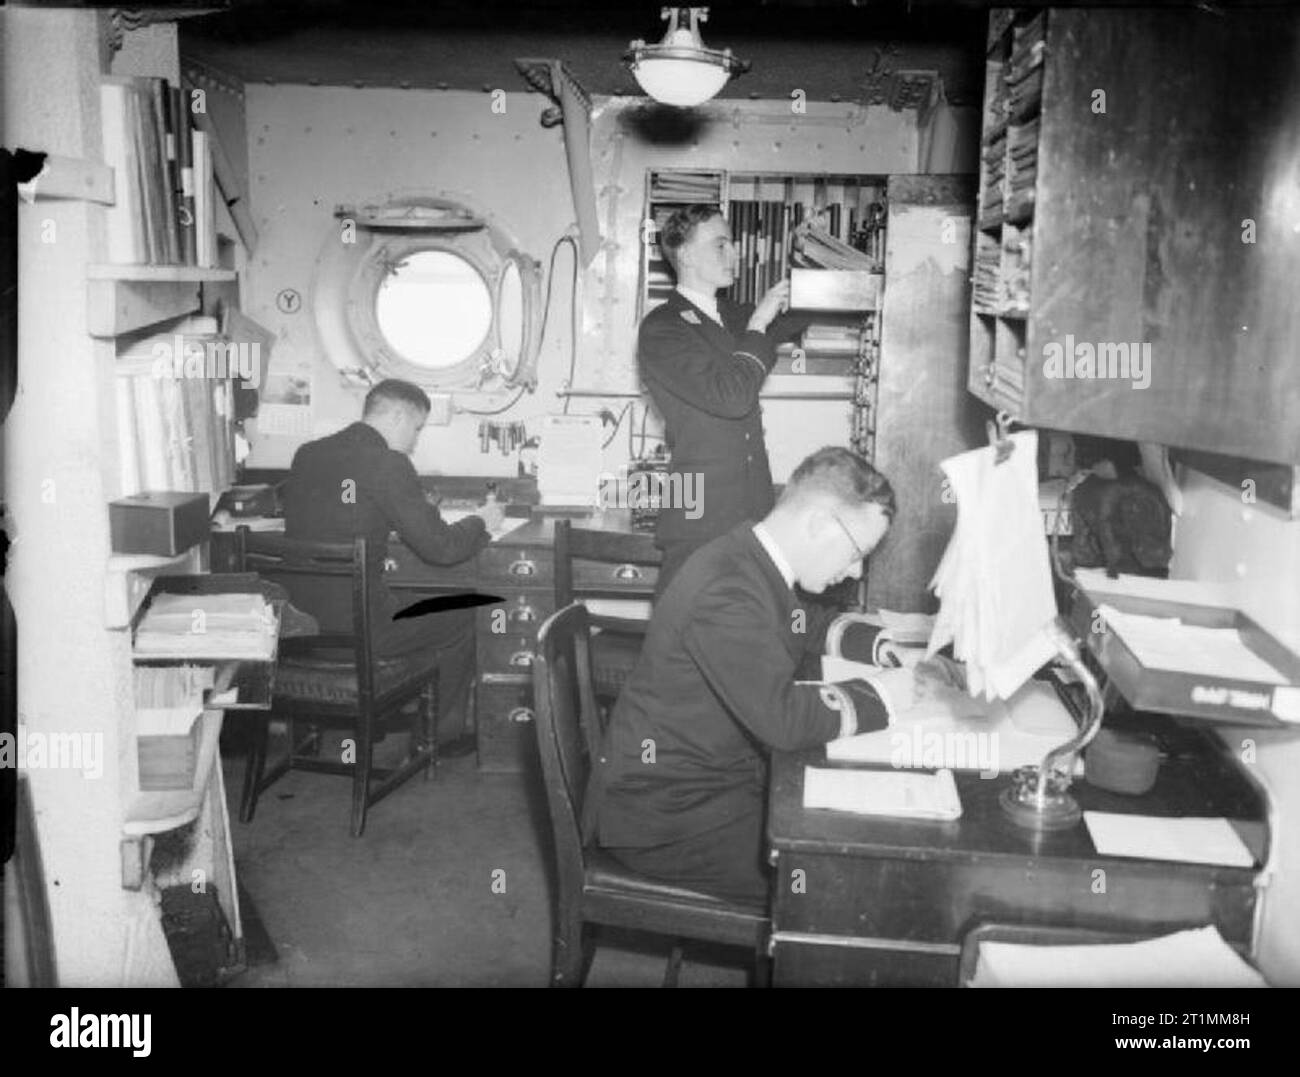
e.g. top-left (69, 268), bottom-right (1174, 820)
top-left (280, 379), bottom-right (504, 756)
top-left (584, 446), bottom-right (921, 905)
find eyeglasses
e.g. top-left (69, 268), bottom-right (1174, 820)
top-left (830, 512), bottom-right (867, 562)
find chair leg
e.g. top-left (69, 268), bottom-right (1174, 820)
top-left (239, 713), bottom-right (271, 823)
top-left (350, 711), bottom-right (375, 838)
top-left (663, 942), bottom-right (685, 988)
top-left (421, 675), bottom-right (438, 781)
top-left (551, 910), bottom-right (592, 988)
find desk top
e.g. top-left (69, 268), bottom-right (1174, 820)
top-left (768, 719), bottom-right (1267, 873)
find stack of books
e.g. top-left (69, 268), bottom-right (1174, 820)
top-left (1005, 116), bottom-right (1039, 223)
top-left (1006, 14), bottom-right (1047, 123)
top-left (981, 132), bottom-right (1006, 225)
top-left (101, 75), bottom-right (216, 267)
top-left (114, 317), bottom-right (236, 502)
top-left (973, 233), bottom-right (1002, 313)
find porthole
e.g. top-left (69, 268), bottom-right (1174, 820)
top-left (311, 193), bottom-right (542, 391)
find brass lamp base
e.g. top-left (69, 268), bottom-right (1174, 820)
top-left (999, 765), bottom-right (1081, 830)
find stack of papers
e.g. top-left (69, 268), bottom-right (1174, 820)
top-left (134, 593), bottom-right (277, 660)
top-left (971, 926), bottom-right (1267, 988)
top-left (928, 430), bottom-right (1059, 699)
top-left (1095, 604), bottom-right (1289, 684)
top-left (803, 766), bottom-right (962, 820)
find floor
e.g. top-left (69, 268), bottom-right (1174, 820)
top-left (219, 723), bottom-right (749, 987)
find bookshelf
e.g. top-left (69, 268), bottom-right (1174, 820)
top-left (638, 168), bottom-right (887, 455)
top-left (968, 6), bottom-right (1300, 464)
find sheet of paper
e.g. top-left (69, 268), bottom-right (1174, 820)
top-left (438, 506), bottom-right (526, 543)
top-left (537, 415), bottom-right (603, 506)
top-left (1097, 604), bottom-right (1289, 684)
top-left (1083, 811), bottom-right (1255, 868)
top-left (803, 766), bottom-right (962, 820)
top-left (1075, 568), bottom-right (1233, 607)
top-left (928, 431), bottom-right (1059, 701)
top-left (972, 926), bottom-right (1268, 988)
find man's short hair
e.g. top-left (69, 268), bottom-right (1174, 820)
top-left (781, 446), bottom-right (896, 519)
top-left (363, 378), bottom-right (431, 419)
top-left (660, 204), bottom-right (723, 275)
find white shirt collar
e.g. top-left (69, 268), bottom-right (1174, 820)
top-left (752, 522), bottom-right (796, 591)
top-left (676, 285), bottom-right (722, 325)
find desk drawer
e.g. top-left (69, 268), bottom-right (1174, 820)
top-left (383, 545), bottom-right (477, 588)
top-left (478, 632), bottom-right (539, 674)
top-left (572, 557), bottom-right (658, 596)
top-left (476, 676), bottom-right (538, 773)
top-left (770, 934), bottom-right (958, 987)
top-left (769, 852), bottom-right (1257, 947)
top-left (479, 546), bottom-right (553, 586)
top-left (477, 593), bottom-right (554, 639)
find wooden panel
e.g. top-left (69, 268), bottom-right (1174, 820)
top-left (771, 937), bottom-right (957, 987)
top-left (868, 176), bottom-right (986, 613)
top-left (475, 677), bottom-right (538, 774)
top-left (87, 278), bottom-right (201, 338)
top-left (1028, 8), bottom-right (1300, 463)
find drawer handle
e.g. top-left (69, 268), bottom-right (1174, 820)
top-left (508, 558), bottom-right (537, 578)
top-left (509, 603), bottom-right (538, 625)
top-left (613, 564), bottom-right (643, 581)
top-left (508, 650), bottom-right (534, 668)
top-left (382, 557), bottom-right (399, 573)
top-left (507, 707), bottom-right (534, 724)
top-left (983, 364), bottom-right (995, 388)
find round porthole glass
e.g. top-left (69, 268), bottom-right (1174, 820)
top-left (373, 250), bottom-right (493, 369)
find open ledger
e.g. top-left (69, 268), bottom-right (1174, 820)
top-left (820, 656), bottom-right (1079, 776)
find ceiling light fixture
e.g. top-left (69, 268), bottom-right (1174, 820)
top-left (625, 7), bottom-right (749, 108)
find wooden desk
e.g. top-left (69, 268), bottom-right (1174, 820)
top-left (766, 719), bottom-right (1267, 986)
top-left (214, 507), bottom-right (657, 772)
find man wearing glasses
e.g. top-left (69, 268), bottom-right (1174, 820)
top-left (584, 446), bottom-right (925, 905)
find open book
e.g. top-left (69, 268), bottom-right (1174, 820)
top-left (821, 656), bottom-right (1078, 776)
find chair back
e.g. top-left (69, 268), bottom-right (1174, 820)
top-left (234, 529), bottom-right (376, 706)
top-left (553, 519), bottom-right (660, 633)
top-left (532, 603), bottom-right (604, 880)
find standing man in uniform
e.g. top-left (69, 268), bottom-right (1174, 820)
top-left (639, 205), bottom-right (805, 594)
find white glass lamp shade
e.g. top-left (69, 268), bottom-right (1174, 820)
top-left (631, 55), bottom-right (731, 107)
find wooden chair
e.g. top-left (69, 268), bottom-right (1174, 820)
top-left (234, 529), bottom-right (438, 837)
top-left (552, 519), bottom-right (660, 706)
top-left (532, 602), bottom-right (769, 987)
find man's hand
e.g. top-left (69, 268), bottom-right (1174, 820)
top-left (911, 656), bottom-right (970, 704)
top-left (747, 280), bottom-right (791, 333)
top-left (477, 499), bottom-right (507, 533)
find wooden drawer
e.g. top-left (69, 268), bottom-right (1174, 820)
top-left (769, 852), bottom-right (1257, 948)
top-left (476, 675), bottom-right (538, 774)
top-left (770, 935), bottom-right (958, 987)
top-left (572, 556), bottom-right (657, 596)
top-left (383, 543), bottom-right (478, 588)
top-left (476, 592), bottom-right (554, 641)
top-left (478, 545), bottom-right (553, 586)
top-left (477, 632), bottom-right (538, 675)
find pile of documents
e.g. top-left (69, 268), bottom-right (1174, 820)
top-left (134, 593), bottom-right (277, 660)
top-left (927, 430), bottom-right (1059, 700)
top-left (790, 221), bottom-right (874, 270)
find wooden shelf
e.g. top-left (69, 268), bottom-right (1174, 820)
top-left (87, 267), bottom-right (233, 339)
top-left (87, 264), bottom-right (236, 282)
top-left (104, 546), bottom-right (204, 630)
top-left (123, 709), bottom-right (223, 838)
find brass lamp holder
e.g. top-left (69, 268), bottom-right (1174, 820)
top-left (999, 617), bottom-right (1106, 830)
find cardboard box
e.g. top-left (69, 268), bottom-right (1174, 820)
top-left (110, 491), bottom-right (210, 556)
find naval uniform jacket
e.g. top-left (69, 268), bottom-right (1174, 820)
top-left (638, 291), bottom-right (785, 553)
top-left (584, 524), bottom-right (888, 851)
top-left (281, 421), bottom-right (488, 648)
